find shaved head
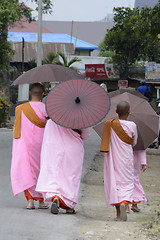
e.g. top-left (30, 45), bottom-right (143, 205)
top-left (30, 83), bottom-right (44, 96)
top-left (116, 101), bottom-right (130, 116)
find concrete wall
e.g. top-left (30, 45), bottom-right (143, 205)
top-left (67, 55), bottom-right (108, 73)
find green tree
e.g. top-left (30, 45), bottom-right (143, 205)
top-left (42, 52), bottom-right (57, 93)
top-left (56, 52), bottom-right (81, 72)
top-left (0, 0), bottom-right (53, 70)
top-left (0, 1), bottom-right (32, 70)
top-left (0, 0), bottom-right (53, 106)
top-left (42, 52), bottom-right (58, 64)
top-left (0, 90), bottom-right (10, 127)
top-left (28, 59), bottom-right (37, 70)
top-left (99, 2), bottom-right (160, 78)
top-left (98, 40), bottom-right (113, 58)
top-left (102, 7), bottom-right (142, 78)
top-left (139, 4), bottom-right (160, 62)
top-left (31, 0), bottom-right (53, 14)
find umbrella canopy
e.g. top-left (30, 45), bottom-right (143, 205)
top-left (46, 79), bottom-right (111, 129)
top-left (93, 92), bottom-right (159, 150)
top-left (109, 87), bottom-right (148, 100)
top-left (12, 64), bottom-right (83, 85)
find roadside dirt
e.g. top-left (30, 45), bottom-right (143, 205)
top-left (79, 148), bottom-right (160, 240)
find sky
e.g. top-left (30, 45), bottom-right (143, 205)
top-left (21, 0), bottom-right (135, 21)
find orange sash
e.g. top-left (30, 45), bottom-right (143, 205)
top-left (100, 119), bottom-right (134, 152)
top-left (14, 102), bottom-right (46, 139)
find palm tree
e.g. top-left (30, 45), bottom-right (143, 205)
top-left (42, 52), bottom-right (58, 65)
top-left (55, 52), bottom-right (81, 72)
top-left (42, 51), bottom-right (81, 72)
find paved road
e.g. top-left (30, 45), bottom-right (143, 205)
top-left (0, 128), bottom-right (100, 240)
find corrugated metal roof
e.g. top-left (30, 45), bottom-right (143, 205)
top-left (9, 16), bottom-right (52, 33)
top-left (10, 42), bottom-right (74, 62)
top-left (8, 32), bottom-right (99, 50)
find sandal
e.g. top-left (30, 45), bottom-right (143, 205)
top-left (38, 203), bottom-right (50, 209)
top-left (27, 199), bottom-right (35, 210)
top-left (51, 202), bottom-right (59, 214)
top-left (131, 206), bottom-right (140, 213)
top-left (51, 198), bottom-right (60, 214)
top-left (120, 203), bottom-right (127, 221)
top-left (26, 206), bottom-right (35, 210)
top-left (66, 209), bottom-right (76, 214)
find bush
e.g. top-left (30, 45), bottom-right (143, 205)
top-left (0, 91), bottom-right (10, 127)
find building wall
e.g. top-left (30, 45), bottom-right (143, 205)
top-left (66, 55), bottom-right (108, 73)
top-left (75, 49), bottom-right (90, 56)
top-left (10, 42), bottom-right (74, 63)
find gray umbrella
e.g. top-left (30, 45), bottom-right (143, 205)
top-left (12, 64), bottom-right (83, 85)
top-left (109, 87), bottom-right (148, 100)
top-left (93, 92), bottom-right (159, 150)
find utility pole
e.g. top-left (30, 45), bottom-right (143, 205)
top-left (74, 22), bottom-right (79, 54)
top-left (37, 0), bottom-right (42, 66)
top-left (22, 37), bottom-right (25, 72)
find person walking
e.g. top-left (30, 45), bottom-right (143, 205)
top-left (137, 80), bottom-right (152, 102)
top-left (11, 83), bottom-right (49, 210)
top-left (100, 101), bottom-right (138, 221)
top-left (36, 119), bottom-right (90, 214)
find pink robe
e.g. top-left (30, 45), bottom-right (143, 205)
top-left (11, 101), bottom-right (47, 197)
top-left (36, 119), bottom-right (90, 209)
top-left (133, 150), bottom-right (147, 203)
top-left (103, 120), bottom-right (138, 206)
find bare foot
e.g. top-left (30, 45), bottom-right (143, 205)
top-left (38, 201), bottom-right (49, 209)
top-left (53, 197), bottom-right (59, 207)
top-left (125, 204), bottom-right (130, 213)
top-left (27, 199), bottom-right (35, 209)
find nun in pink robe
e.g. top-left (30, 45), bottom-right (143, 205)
top-left (133, 150), bottom-right (147, 203)
top-left (11, 102), bottom-right (47, 199)
top-left (36, 119), bottom-right (90, 210)
top-left (103, 120), bottom-right (138, 206)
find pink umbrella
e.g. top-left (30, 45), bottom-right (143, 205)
top-left (46, 79), bottom-right (111, 129)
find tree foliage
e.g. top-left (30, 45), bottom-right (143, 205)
top-left (42, 52), bottom-right (57, 64)
top-left (55, 52), bottom-right (81, 72)
top-left (99, 1), bottom-right (160, 78)
top-left (31, 0), bottom-right (53, 14)
top-left (98, 40), bottom-right (113, 58)
top-left (0, 90), bottom-right (10, 127)
top-left (42, 52), bottom-right (81, 72)
top-left (0, 1), bottom-right (32, 70)
top-left (0, 0), bottom-right (53, 70)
